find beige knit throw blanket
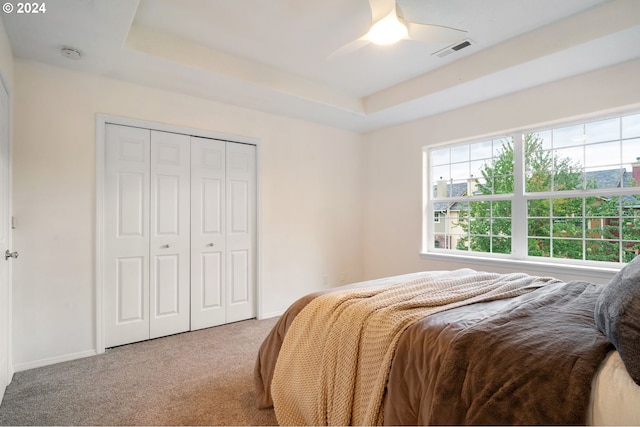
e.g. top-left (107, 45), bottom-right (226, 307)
top-left (271, 269), bottom-right (563, 426)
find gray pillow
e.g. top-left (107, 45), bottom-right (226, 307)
top-left (594, 255), bottom-right (640, 386)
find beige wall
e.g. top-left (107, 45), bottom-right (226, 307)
top-left (363, 59), bottom-right (640, 282)
top-left (11, 59), bottom-right (364, 369)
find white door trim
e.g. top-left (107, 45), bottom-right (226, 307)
top-left (0, 72), bottom-right (13, 399)
top-left (95, 114), bottom-right (262, 354)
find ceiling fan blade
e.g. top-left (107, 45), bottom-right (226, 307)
top-left (405, 21), bottom-right (468, 44)
top-left (327, 36), bottom-right (371, 60)
top-left (368, 0), bottom-right (395, 25)
top-left (327, 0), bottom-right (391, 60)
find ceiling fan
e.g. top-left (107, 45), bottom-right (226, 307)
top-left (330, 0), bottom-right (468, 57)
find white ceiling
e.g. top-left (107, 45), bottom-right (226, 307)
top-left (2, 0), bottom-right (640, 132)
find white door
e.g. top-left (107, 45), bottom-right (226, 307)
top-left (0, 78), bottom-right (10, 400)
top-left (149, 131), bottom-right (190, 339)
top-left (226, 143), bottom-right (256, 323)
top-left (190, 137), bottom-right (226, 330)
top-left (104, 124), bottom-right (151, 348)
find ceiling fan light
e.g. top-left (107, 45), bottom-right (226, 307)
top-left (367, 14), bottom-right (407, 45)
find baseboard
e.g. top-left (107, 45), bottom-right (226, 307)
top-left (258, 309), bottom-right (284, 319)
top-left (13, 350), bottom-right (97, 373)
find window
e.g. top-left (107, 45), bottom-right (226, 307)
top-left (425, 112), bottom-right (640, 265)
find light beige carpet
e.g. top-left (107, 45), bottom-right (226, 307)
top-left (0, 317), bottom-right (279, 426)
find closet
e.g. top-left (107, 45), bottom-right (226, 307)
top-left (103, 124), bottom-right (256, 348)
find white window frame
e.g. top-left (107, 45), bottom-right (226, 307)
top-left (421, 111), bottom-right (640, 279)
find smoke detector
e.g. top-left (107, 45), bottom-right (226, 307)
top-left (60, 46), bottom-right (82, 60)
top-left (432, 39), bottom-right (475, 58)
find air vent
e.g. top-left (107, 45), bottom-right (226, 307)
top-left (432, 39), bottom-right (475, 58)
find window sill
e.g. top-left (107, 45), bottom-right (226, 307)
top-left (419, 251), bottom-right (621, 283)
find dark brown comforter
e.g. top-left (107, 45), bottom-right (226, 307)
top-left (255, 277), bottom-right (612, 425)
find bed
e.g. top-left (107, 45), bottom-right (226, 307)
top-left (255, 262), bottom-right (640, 426)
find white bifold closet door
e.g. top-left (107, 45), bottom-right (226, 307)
top-left (104, 125), bottom-right (152, 347)
top-left (149, 131), bottom-right (191, 340)
top-left (190, 138), bottom-right (256, 330)
top-left (104, 126), bottom-right (191, 347)
top-left (223, 142), bottom-right (256, 323)
top-left (190, 138), bottom-right (226, 329)
top-left (104, 124), bottom-right (255, 348)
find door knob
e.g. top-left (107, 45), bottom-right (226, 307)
top-left (5, 249), bottom-right (18, 260)
top-left (162, 244), bottom-right (171, 249)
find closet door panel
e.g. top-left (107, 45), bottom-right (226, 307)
top-left (230, 250), bottom-right (249, 304)
top-left (202, 179), bottom-right (223, 234)
top-left (201, 252), bottom-right (222, 307)
top-left (230, 181), bottom-right (248, 232)
top-left (191, 137), bottom-right (226, 330)
top-left (118, 173), bottom-right (146, 236)
top-left (155, 175), bottom-right (180, 234)
top-left (105, 124), bottom-right (151, 348)
top-left (226, 143), bottom-right (256, 323)
top-left (117, 256), bottom-right (145, 323)
top-left (149, 131), bottom-right (191, 339)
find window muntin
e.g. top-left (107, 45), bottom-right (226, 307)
top-left (427, 112), bottom-right (640, 264)
top-left (431, 137), bottom-right (512, 198)
top-left (526, 196), bottom-right (639, 263)
top-left (455, 201), bottom-right (512, 254)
